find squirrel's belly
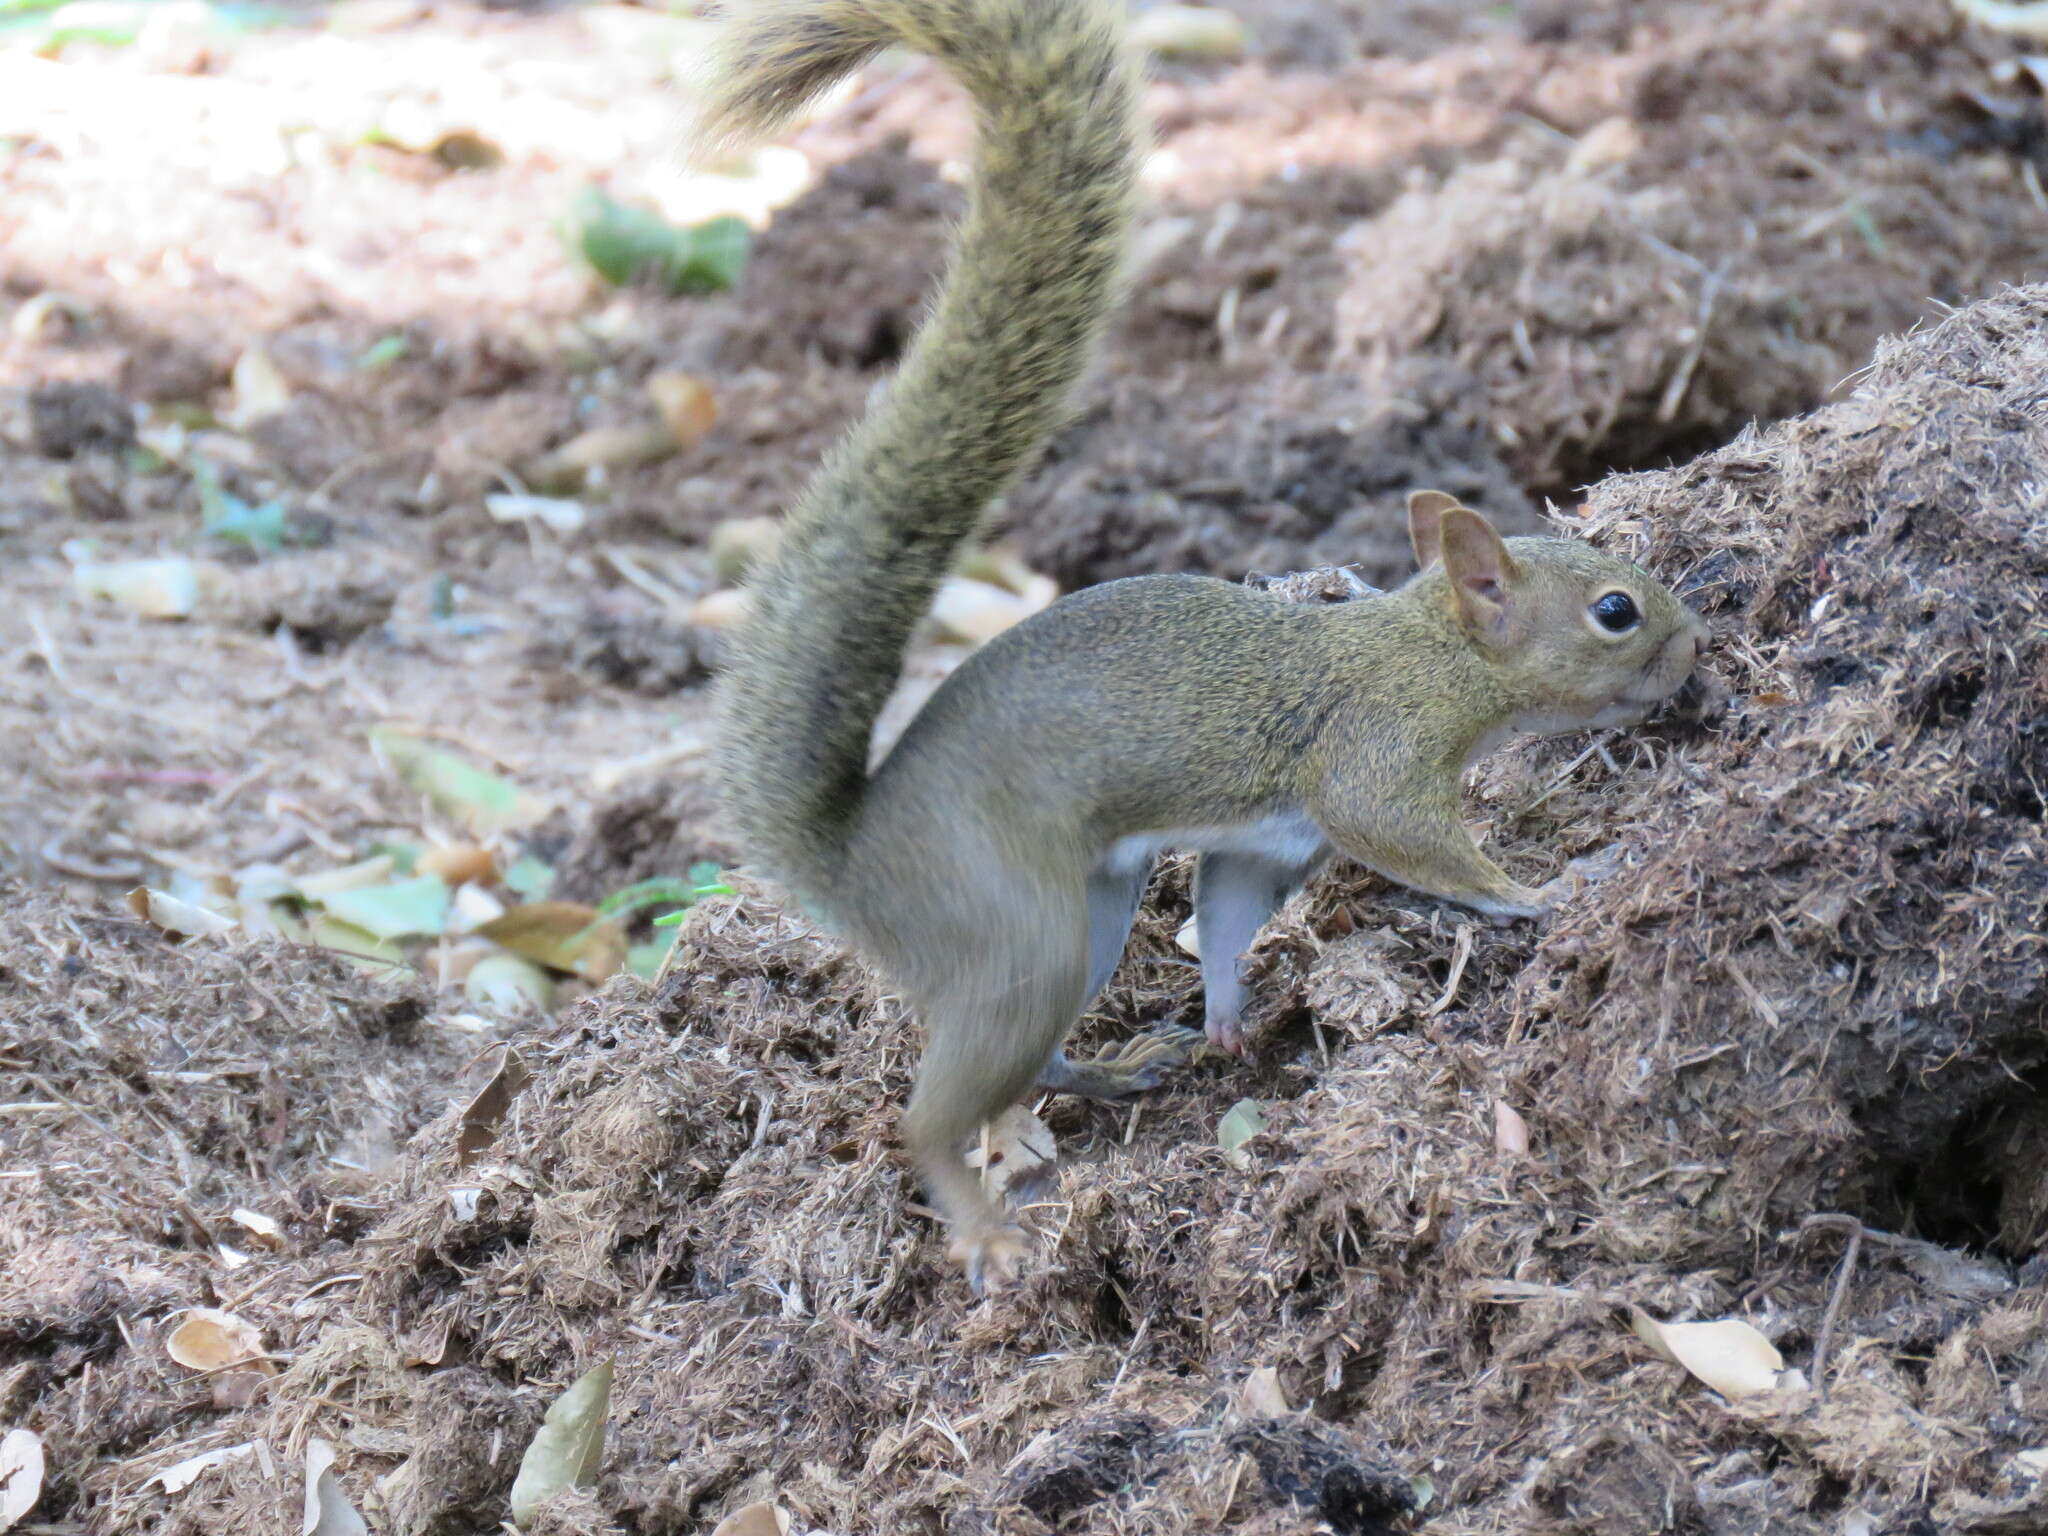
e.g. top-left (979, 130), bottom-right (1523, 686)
top-left (1099, 809), bottom-right (1326, 877)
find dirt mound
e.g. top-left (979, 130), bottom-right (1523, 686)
top-left (0, 882), bottom-right (485, 1529)
top-left (1336, 0), bottom-right (2048, 496)
top-left (7, 284), bottom-right (2034, 1535)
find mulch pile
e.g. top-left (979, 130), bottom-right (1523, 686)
top-left (7, 281), bottom-right (2044, 1534)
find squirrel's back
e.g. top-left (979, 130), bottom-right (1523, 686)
top-left (707, 0), bottom-right (1142, 921)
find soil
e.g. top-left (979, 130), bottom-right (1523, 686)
top-left (3, 1), bottom-right (2047, 1534)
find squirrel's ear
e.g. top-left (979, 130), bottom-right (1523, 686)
top-left (1406, 489), bottom-right (1461, 569)
top-left (1438, 505), bottom-right (1517, 640)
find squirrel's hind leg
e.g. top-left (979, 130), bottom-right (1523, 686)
top-left (902, 901), bottom-right (1089, 1293)
top-left (1034, 857), bottom-right (1191, 1100)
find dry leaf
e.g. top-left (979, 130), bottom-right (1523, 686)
top-left (477, 903), bottom-right (626, 981)
top-left (127, 886), bottom-right (237, 938)
top-left (964, 1104), bottom-right (1056, 1201)
top-left (1236, 1366), bottom-right (1290, 1419)
top-left (1629, 1308), bottom-right (1786, 1399)
top-left (302, 1440), bottom-right (368, 1536)
top-left (295, 855), bottom-right (397, 898)
top-left (465, 954), bottom-right (554, 1013)
top-left (1565, 115), bottom-right (1642, 175)
top-left (647, 371), bottom-right (719, 448)
top-left (228, 345), bottom-right (292, 428)
top-left (457, 1047), bottom-right (532, 1167)
top-left (71, 557), bottom-right (205, 618)
top-left (418, 843), bottom-right (498, 886)
top-left (0, 1429), bottom-right (44, 1530)
top-left (143, 1441), bottom-right (256, 1496)
top-left (1493, 1099), bottom-right (1531, 1155)
top-left (928, 576), bottom-right (1042, 645)
top-left (509, 1361), bottom-right (614, 1528)
top-left (229, 1208), bottom-right (284, 1249)
top-left (165, 1307), bottom-right (272, 1375)
top-left (689, 587), bottom-right (750, 630)
top-left (711, 1503), bottom-right (791, 1536)
top-left (1129, 3), bottom-right (1247, 58)
top-left (526, 422), bottom-right (676, 491)
top-left (486, 493), bottom-right (588, 535)
top-left (708, 516), bottom-right (783, 586)
top-left (1218, 1098), bottom-right (1266, 1169)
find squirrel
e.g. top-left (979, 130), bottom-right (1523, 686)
top-left (701, 0), bottom-right (1710, 1291)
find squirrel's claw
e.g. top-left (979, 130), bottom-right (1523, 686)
top-left (955, 1223), bottom-right (1028, 1295)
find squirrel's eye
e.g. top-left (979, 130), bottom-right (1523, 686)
top-left (1592, 591), bottom-right (1640, 633)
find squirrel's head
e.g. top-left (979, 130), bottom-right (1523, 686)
top-left (1405, 490), bottom-right (1709, 733)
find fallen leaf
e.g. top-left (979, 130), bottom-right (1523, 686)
top-left (0, 1428), bottom-right (43, 1529)
top-left (452, 883), bottom-right (508, 930)
top-left (457, 1047), bottom-right (532, 1167)
top-left (302, 1439), bottom-right (368, 1536)
top-left (227, 345), bottom-right (292, 429)
top-left (509, 1361), bottom-right (614, 1528)
top-left (688, 588), bottom-right (749, 629)
top-left (928, 575), bottom-right (1042, 645)
top-left (295, 855), bottom-right (397, 898)
top-left (1494, 1099), bottom-right (1531, 1155)
top-left (1129, 3), bottom-right (1247, 58)
top-left (1218, 1098), bottom-right (1266, 1169)
top-left (503, 855), bottom-right (556, 899)
top-left (304, 912), bottom-right (407, 967)
top-left (964, 1105), bottom-right (1056, 1201)
top-left (143, 1440), bottom-right (256, 1496)
top-left (527, 422), bottom-right (679, 491)
top-left (229, 1208), bottom-right (284, 1249)
top-left (166, 1308), bottom-right (272, 1375)
top-left (708, 516), bottom-right (781, 586)
top-left (477, 903), bottom-right (626, 981)
top-left (1629, 1308), bottom-right (1787, 1399)
top-left (647, 371), bottom-right (718, 448)
top-left (418, 843), bottom-right (498, 886)
top-left (485, 492), bottom-right (588, 535)
top-left (1565, 115), bottom-right (1642, 175)
top-left (70, 556), bottom-right (204, 618)
top-left (465, 954), bottom-right (554, 1013)
top-left (571, 187), bottom-right (750, 295)
top-left (1236, 1366), bottom-right (1289, 1418)
top-left (316, 874), bottom-right (450, 941)
top-left (711, 1504), bottom-right (791, 1536)
top-left (127, 886), bottom-right (238, 938)
top-left (370, 728), bottom-right (550, 836)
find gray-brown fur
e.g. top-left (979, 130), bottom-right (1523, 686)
top-left (713, 0), bottom-right (1141, 920)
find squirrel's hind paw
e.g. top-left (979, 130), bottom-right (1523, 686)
top-left (953, 1222), bottom-right (1030, 1295)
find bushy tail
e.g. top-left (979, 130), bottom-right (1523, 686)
top-left (709, 0), bottom-right (1141, 916)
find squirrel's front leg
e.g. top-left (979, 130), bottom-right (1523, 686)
top-left (1309, 786), bottom-right (1551, 922)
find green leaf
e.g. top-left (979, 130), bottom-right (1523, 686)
top-left (596, 876), bottom-right (700, 918)
top-left (317, 874), bottom-right (450, 940)
top-left (358, 334), bottom-right (408, 369)
top-left (370, 727), bottom-right (549, 836)
top-left (191, 458), bottom-right (289, 553)
top-left (569, 187), bottom-right (749, 296)
top-left (626, 940), bottom-right (672, 980)
top-left (503, 854), bottom-right (556, 899)
top-left (509, 1361), bottom-right (614, 1528)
